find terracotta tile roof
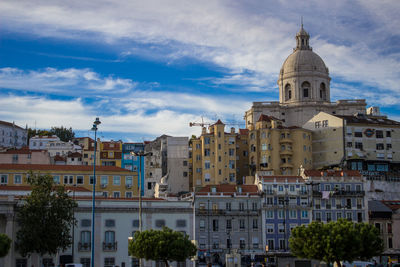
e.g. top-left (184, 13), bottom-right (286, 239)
top-left (0, 164), bottom-right (131, 172)
top-left (53, 155), bottom-right (66, 161)
top-left (239, 129), bottom-right (249, 135)
top-left (67, 152), bottom-right (82, 158)
top-left (257, 114), bottom-right (280, 122)
top-left (259, 176), bottom-right (305, 183)
top-left (0, 120), bottom-right (25, 130)
top-left (304, 170), bottom-right (362, 177)
top-left (212, 119), bottom-right (224, 126)
top-left (0, 148), bottom-right (31, 154)
top-left (197, 184), bottom-right (259, 196)
top-left (382, 200), bottom-right (400, 211)
top-left (0, 185), bottom-right (91, 192)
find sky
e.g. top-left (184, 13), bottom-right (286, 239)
top-left (1, 0), bottom-right (400, 142)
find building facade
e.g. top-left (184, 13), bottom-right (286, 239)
top-left (29, 135), bottom-right (60, 150)
top-left (99, 140), bottom-right (122, 167)
top-left (192, 185), bottom-right (264, 266)
top-left (0, 120), bottom-right (27, 149)
top-left (0, 164), bottom-right (138, 198)
top-left (248, 115), bottom-right (312, 176)
top-left (244, 26), bottom-right (366, 129)
top-left (0, 195), bottom-right (194, 267)
top-left (303, 111), bottom-right (400, 181)
top-left (0, 148), bottom-right (51, 165)
top-left (191, 120), bottom-right (238, 188)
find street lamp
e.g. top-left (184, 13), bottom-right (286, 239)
top-left (131, 150), bottom-right (152, 267)
top-left (91, 117), bottom-right (101, 267)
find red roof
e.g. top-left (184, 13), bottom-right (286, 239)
top-left (0, 164), bottom-right (131, 172)
top-left (0, 120), bottom-right (25, 130)
top-left (53, 155), bottom-right (66, 161)
top-left (304, 170), bottom-right (362, 177)
top-left (68, 152), bottom-right (82, 158)
top-left (239, 129), bottom-right (249, 135)
top-left (212, 119), bottom-right (224, 126)
top-left (197, 184), bottom-right (259, 196)
top-left (382, 200), bottom-right (400, 211)
top-left (257, 114), bottom-right (280, 122)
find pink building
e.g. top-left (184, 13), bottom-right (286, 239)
top-left (0, 148), bottom-right (51, 164)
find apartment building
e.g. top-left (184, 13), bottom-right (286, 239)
top-left (0, 195), bottom-right (194, 267)
top-left (248, 115), bottom-right (313, 176)
top-left (73, 137), bottom-right (98, 166)
top-left (0, 164), bottom-right (138, 198)
top-left (0, 120), bottom-right (27, 149)
top-left (301, 169), bottom-right (367, 223)
top-left (303, 111), bottom-right (400, 181)
top-left (145, 135), bottom-right (189, 196)
top-left (100, 140), bottom-right (122, 167)
top-left (0, 148), bottom-right (50, 164)
top-left (191, 120), bottom-right (237, 188)
top-left (29, 135), bottom-right (60, 150)
top-left (193, 184), bottom-right (264, 266)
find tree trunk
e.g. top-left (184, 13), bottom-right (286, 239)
top-left (164, 259), bottom-right (169, 267)
top-left (335, 260), bottom-right (342, 267)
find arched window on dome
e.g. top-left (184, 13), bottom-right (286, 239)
top-left (320, 83), bottom-right (327, 100)
top-left (284, 84), bottom-right (292, 101)
top-left (302, 81), bottom-right (311, 98)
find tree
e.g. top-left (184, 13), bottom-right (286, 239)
top-left (15, 172), bottom-right (77, 256)
top-left (289, 219), bottom-right (383, 267)
top-left (128, 227), bottom-right (197, 267)
top-left (50, 126), bottom-right (75, 142)
top-left (0, 233), bottom-right (11, 257)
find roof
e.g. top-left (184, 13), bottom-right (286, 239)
top-left (0, 185), bottom-right (91, 192)
top-left (259, 176), bottom-right (305, 183)
top-left (68, 152), bottom-right (82, 158)
top-left (197, 184), bottom-right (259, 196)
top-left (239, 129), bottom-right (249, 135)
top-left (53, 155), bottom-right (66, 161)
top-left (0, 120), bottom-right (25, 130)
top-left (211, 119), bottom-right (224, 126)
top-left (257, 114), bottom-right (280, 122)
top-left (304, 170), bottom-right (362, 177)
top-left (368, 200), bottom-right (393, 212)
top-left (0, 164), bottom-right (132, 172)
top-left (381, 200), bottom-right (400, 211)
top-left (336, 114), bottom-right (400, 126)
top-left (30, 135), bottom-right (59, 139)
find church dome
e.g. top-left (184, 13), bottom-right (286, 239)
top-left (280, 49), bottom-right (329, 78)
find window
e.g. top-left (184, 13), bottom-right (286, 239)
top-left (376, 130), bottom-right (383, 138)
top-left (355, 142), bottom-right (363, 149)
top-left (174, 219), bottom-right (186, 228)
top-left (252, 202), bottom-right (257, 211)
top-left (267, 224), bottom-right (274, 233)
top-left (252, 219), bottom-right (258, 229)
top-left (289, 210), bottom-right (297, 219)
top-left (104, 231), bottom-right (116, 251)
top-left (125, 192), bottom-right (132, 198)
top-left (199, 220), bottom-right (205, 230)
top-left (229, 160), bottom-right (235, 169)
top-left (204, 149), bottom-right (210, 156)
top-left (239, 202), bottom-right (244, 211)
top-left (204, 161), bottom-right (210, 169)
top-left (63, 175), bottom-right (74, 185)
top-left (354, 132), bottom-right (363, 137)
top-left (0, 175), bottom-right (7, 184)
top-left (105, 219), bottom-right (115, 227)
top-left (204, 173), bottom-right (210, 182)
top-left (212, 220), bottom-right (218, 231)
top-left (347, 142), bottom-right (352, 147)
top-left (266, 197), bottom-right (273, 205)
top-left (278, 210), bottom-right (284, 219)
top-left (113, 176), bottom-right (120, 185)
top-left (16, 259), bottom-right (27, 267)
top-left (240, 239), bottom-right (245, 249)
top-left (252, 237), bottom-right (259, 248)
top-left (315, 121), bottom-right (321, 128)
top-left (113, 192), bottom-right (120, 198)
top-left (229, 173), bottom-right (235, 182)
top-left (261, 143), bottom-right (267, 151)
top-left (239, 219), bottom-right (245, 230)
top-left (226, 219), bottom-right (232, 230)
top-left (81, 219), bottom-right (91, 227)
top-left (101, 176), bottom-right (108, 185)
top-left (226, 202), bottom-right (231, 211)
top-left (326, 212), bottom-right (332, 222)
top-left (386, 131), bottom-right (391, 137)
top-left (80, 231), bottom-right (91, 248)
top-left (89, 176), bottom-right (95, 185)
top-left (266, 210), bottom-right (274, 219)
top-left (104, 257), bottom-right (115, 267)
top-left (376, 143), bottom-right (384, 150)
top-left (387, 143), bottom-right (392, 150)
top-left (301, 210), bottom-right (308, 218)
top-left (204, 137), bottom-right (210, 144)
top-left (302, 81), bottom-right (310, 98)
top-left (322, 120), bottom-right (328, 127)
top-left (228, 148), bottom-right (235, 156)
top-left (279, 239), bottom-right (286, 250)
top-left (14, 174), bottom-right (22, 184)
top-left (77, 175), bottom-right (84, 184)
top-left (155, 219), bottom-right (165, 228)
top-left (80, 258), bottom-right (90, 267)
top-left (278, 224), bottom-right (285, 233)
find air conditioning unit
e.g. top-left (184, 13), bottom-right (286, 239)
top-left (101, 184), bottom-right (107, 188)
top-left (126, 184), bottom-right (132, 189)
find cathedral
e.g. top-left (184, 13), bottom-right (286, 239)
top-left (244, 25), bottom-right (368, 129)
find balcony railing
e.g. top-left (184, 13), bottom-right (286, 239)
top-left (103, 242), bottom-right (117, 251)
top-left (78, 242), bottom-right (91, 251)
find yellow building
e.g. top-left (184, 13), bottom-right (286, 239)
top-left (192, 120), bottom-right (237, 187)
top-left (248, 114), bottom-right (313, 176)
top-left (0, 164), bottom-right (138, 198)
top-left (99, 140), bottom-right (122, 167)
top-left (73, 137), bottom-right (99, 166)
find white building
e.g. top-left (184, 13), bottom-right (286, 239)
top-left (0, 192), bottom-right (194, 267)
top-left (29, 135), bottom-right (60, 150)
top-left (0, 120), bottom-right (27, 149)
top-left (46, 140), bottom-right (82, 157)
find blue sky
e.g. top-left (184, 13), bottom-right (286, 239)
top-left (1, 0), bottom-right (400, 142)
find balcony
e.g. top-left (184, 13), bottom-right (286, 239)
top-left (103, 242), bottom-right (117, 251)
top-left (279, 162), bottom-right (293, 168)
top-left (279, 150), bottom-right (293, 156)
top-left (279, 138), bottom-right (293, 144)
top-left (78, 242), bottom-right (91, 252)
top-left (334, 190), bottom-right (365, 197)
top-left (264, 190), bottom-right (275, 195)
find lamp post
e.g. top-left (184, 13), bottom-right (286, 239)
top-left (131, 150), bottom-right (152, 267)
top-left (91, 117), bottom-right (101, 267)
